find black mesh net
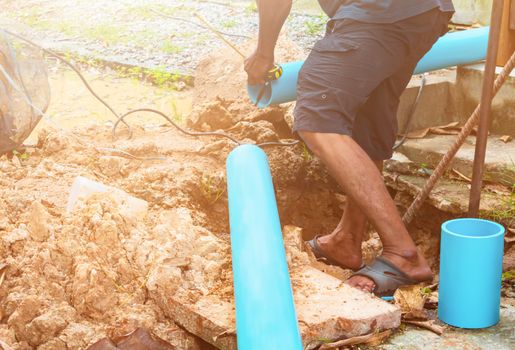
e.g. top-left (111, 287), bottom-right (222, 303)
top-left (0, 31), bottom-right (50, 154)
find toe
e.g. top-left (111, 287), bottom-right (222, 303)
top-left (347, 276), bottom-right (376, 293)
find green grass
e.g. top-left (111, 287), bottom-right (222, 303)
top-left (170, 101), bottom-right (183, 124)
top-left (244, 2), bottom-right (258, 14)
top-left (18, 11), bottom-right (76, 36)
top-left (221, 19), bottom-right (237, 29)
top-left (144, 66), bottom-right (182, 88)
top-left (502, 270), bottom-right (515, 282)
top-left (132, 28), bottom-right (159, 47)
top-left (161, 40), bottom-right (184, 54)
top-left (200, 173), bottom-right (225, 204)
top-left (304, 15), bottom-right (326, 35)
top-left (489, 184), bottom-right (515, 223)
top-left (301, 143), bottom-right (312, 162)
top-left (84, 24), bottom-right (127, 45)
top-left (12, 150), bottom-right (29, 160)
top-left (194, 33), bottom-right (210, 45)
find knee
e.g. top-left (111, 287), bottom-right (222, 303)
top-left (298, 131), bottom-right (324, 157)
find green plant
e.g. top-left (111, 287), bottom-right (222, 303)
top-left (84, 24), bottom-right (127, 45)
top-left (161, 40), bottom-right (184, 54)
top-left (502, 270), bottom-right (515, 282)
top-left (301, 142), bottom-right (312, 162)
top-left (489, 184), bottom-right (515, 223)
top-left (221, 19), bottom-right (237, 29)
top-left (421, 286), bottom-right (432, 295)
top-left (143, 67), bottom-right (181, 88)
top-left (194, 33), bottom-right (210, 45)
top-left (200, 173), bottom-right (225, 204)
top-left (55, 21), bottom-right (76, 36)
top-left (304, 14), bottom-right (326, 35)
top-left (244, 2), bottom-right (258, 14)
top-left (12, 149), bottom-right (29, 160)
top-left (170, 101), bottom-right (183, 124)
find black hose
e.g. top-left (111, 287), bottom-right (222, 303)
top-left (393, 74), bottom-right (426, 150)
top-left (3, 29), bottom-right (424, 153)
top-left (1, 29), bottom-right (133, 135)
top-left (113, 108), bottom-right (241, 145)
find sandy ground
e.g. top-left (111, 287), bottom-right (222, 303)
top-left (0, 0), bottom-right (326, 74)
top-left (0, 42), bottom-right (370, 348)
top-left (0, 14), bottom-right (513, 350)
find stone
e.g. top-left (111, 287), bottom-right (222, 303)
top-left (457, 64), bottom-right (515, 136)
top-left (97, 156), bottom-right (125, 177)
top-left (66, 176), bottom-right (148, 222)
top-left (398, 135), bottom-right (515, 187)
top-left (152, 226), bottom-right (401, 349)
top-left (384, 152), bottom-right (418, 175)
top-left (27, 201), bottom-right (51, 242)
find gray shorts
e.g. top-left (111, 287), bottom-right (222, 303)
top-left (293, 8), bottom-right (451, 160)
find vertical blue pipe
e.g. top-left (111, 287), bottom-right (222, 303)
top-left (226, 144), bottom-right (302, 350)
top-left (438, 218), bottom-right (505, 328)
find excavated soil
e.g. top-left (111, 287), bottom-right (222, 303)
top-left (0, 37), bottom-right (447, 349)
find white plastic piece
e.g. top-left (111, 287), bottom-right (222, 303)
top-left (66, 176), bottom-right (148, 221)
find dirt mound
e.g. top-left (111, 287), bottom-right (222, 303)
top-left (193, 32), bottom-right (304, 105)
top-left (0, 112), bottom-right (371, 348)
top-left (188, 32), bottom-right (304, 146)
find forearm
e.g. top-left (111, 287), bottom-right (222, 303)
top-left (256, 0), bottom-right (292, 58)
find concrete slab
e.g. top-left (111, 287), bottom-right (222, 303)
top-left (153, 226), bottom-right (401, 349)
top-left (384, 172), bottom-right (513, 224)
top-left (456, 64), bottom-right (515, 136)
top-left (373, 306), bottom-right (515, 350)
top-left (398, 135), bottom-right (515, 187)
top-left (397, 71), bottom-right (458, 133)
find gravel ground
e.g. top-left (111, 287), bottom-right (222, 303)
top-left (0, 0), bottom-right (327, 74)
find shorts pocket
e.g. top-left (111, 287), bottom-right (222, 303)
top-left (312, 35), bottom-right (359, 53)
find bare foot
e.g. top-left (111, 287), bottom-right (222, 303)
top-left (346, 249), bottom-right (433, 294)
top-left (314, 229), bottom-right (363, 271)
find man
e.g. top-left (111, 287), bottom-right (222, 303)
top-left (245, 0), bottom-right (454, 297)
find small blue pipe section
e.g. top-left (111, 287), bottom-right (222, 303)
top-left (226, 144), bottom-right (303, 350)
top-left (438, 218), bottom-right (505, 328)
top-left (248, 26), bottom-right (489, 108)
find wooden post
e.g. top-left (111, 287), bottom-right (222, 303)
top-left (469, 0), bottom-right (505, 217)
top-left (497, 0), bottom-right (515, 65)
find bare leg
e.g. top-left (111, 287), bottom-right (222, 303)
top-left (315, 161), bottom-right (383, 271)
top-left (299, 131), bottom-right (432, 292)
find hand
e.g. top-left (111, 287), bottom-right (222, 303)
top-left (244, 51), bottom-right (274, 85)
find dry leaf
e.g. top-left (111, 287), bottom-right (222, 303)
top-left (504, 245), bottom-right (515, 271)
top-left (0, 340), bottom-right (14, 350)
top-left (429, 122), bottom-right (461, 135)
top-left (424, 292), bottom-right (439, 310)
top-left (499, 135), bottom-right (512, 143)
top-left (403, 128), bottom-right (430, 139)
top-left (505, 226), bottom-right (515, 243)
top-left (403, 320), bottom-right (445, 335)
top-left (451, 168), bottom-right (472, 182)
top-left (485, 184), bottom-right (511, 195)
top-left (403, 309), bottom-right (429, 321)
top-left (394, 284), bottom-right (427, 314)
top-left (11, 156), bottom-right (21, 168)
top-left (430, 128), bottom-right (459, 135)
top-left (318, 330), bottom-right (392, 350)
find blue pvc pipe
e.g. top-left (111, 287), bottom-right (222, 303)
top-left (248, 26), bottom-right (489, 108)
top-left (226, 144), bottom-right (302, 350)
top-left (438, 218), bottom-right (505, 328)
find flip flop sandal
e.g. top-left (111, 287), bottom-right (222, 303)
top-left (306, 235), bottom-right (365, 271)
top-left (350, 256), bottom-right (422, 298)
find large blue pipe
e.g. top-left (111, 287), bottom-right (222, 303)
top-left (248, 26), bottom-right (490, 108)
top-left (226, 144), bottom-right (303, 350)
